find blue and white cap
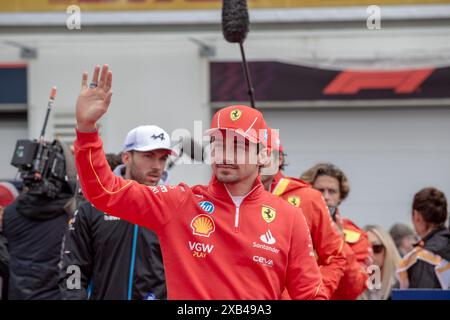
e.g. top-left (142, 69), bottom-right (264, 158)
top-left (123, 125), bottom-right (175, 155)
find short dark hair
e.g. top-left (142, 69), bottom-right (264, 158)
top-left (275, 150), bottom-right (287, 171)
top-left (210, 135), bottom-right (266, 155)
top-left (413, 187), bottom-right (448, 226)
top-left (389, 223), bottom-right (415, 248)
top-left (106, 153), bottom-right (123, 171)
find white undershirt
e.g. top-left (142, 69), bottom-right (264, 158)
top-left (230, 196), bottom-right (245, 207)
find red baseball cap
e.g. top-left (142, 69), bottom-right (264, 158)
top-left (267, 127), bottom-right (283, 153)
top-left (0, 182), bottom-right (19, 207)
top-left (205, 105), bottom-right (268, 145)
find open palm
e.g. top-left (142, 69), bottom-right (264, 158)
top-left (76, 64), bottom-right (113, 132)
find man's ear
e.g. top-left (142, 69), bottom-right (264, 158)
top-left (412, 209), bottom-right (422, 224)
top-left (278, 151), bottom-right (284, 167)
top-left (122, 151), bottom-right (132, 165)
top-left (257, 147), bottom-right (271, 167)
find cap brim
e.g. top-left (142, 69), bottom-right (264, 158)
top-left (126, 146), bottom-right (177, 157)
top-left (204, 128), bottom-right (259, 144)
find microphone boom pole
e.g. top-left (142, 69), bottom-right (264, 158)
top-left (239, 42), bottom-right (256, 108)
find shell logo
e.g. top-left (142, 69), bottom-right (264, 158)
top-left (191, 214), bottom-right (216, 238)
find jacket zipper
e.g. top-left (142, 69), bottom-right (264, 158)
top-left (234, 205), bottom-right (241, 233)
top-left (128, 224), bottom-right (139, 300)
top-left (225, 185), bottom-right (259, 233)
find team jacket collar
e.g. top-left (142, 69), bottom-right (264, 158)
top-left (207, 175), bottom-right (265, 203)
top-left (269, 171), bottom-right (285, 193)
top-left (270, 171), bottom-right (312, 195)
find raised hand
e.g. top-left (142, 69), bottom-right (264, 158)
top-left (76, 64), bottom-right (113, 132)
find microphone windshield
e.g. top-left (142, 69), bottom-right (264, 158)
top-left (222, 0), bottom-right (250, 43)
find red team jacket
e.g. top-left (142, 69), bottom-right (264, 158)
top-left (74, 130), bottom-right (326, 300)
top-left (269, 172), bottom-right (346, 299)
top-left (331, 212), bottom-right (370, 300)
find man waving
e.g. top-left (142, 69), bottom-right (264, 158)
top-left (74, 64), bottom-right (326, 300)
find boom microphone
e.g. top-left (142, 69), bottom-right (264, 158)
top-left (221, 0), bottom-right (255, 108)
top-left (222, 0), bottom-right (250, 43)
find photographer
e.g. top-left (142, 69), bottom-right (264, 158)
top-left (2, 140), bottom-right (77, 299)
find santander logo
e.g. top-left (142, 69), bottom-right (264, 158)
top-left (260, 230), bottom-right (276, 245)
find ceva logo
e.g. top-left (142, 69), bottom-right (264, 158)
top-left (253, 256), bottom-right (274, 267)
top-left (199, 201), bottom-right (215, 214)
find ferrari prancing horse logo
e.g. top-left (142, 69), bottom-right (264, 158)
top-left (261, 205), bottom-right (276, 223)
top-left (230, 109), bottom-right (242, 121)
top-left (288, 196), bottom-right (301, 208)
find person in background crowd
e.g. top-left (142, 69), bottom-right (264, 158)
top-left (301, 163), bottom-right (370, 300)
top-left (106, 152), bottom-right (123, 173)
top-left (60, 126), bottom-right (168, 300)
top-left (3, 141), bottom-right (77, 299)
top-left (389, 223), bottom-right (417, 257)
top-left (0, 182), bottom-right (19, 300)
top-left (261, 129), bottom-right (346, 299)
top-left (397, 187), bottom-right (450, 289)
top-left (361, 225), bottom-right (400, 300)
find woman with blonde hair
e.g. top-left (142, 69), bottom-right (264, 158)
top-left (362, 225), bottom-right (401, 300)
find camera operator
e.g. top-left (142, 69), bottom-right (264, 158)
top-left (2, 140), bottom-right (77, 299)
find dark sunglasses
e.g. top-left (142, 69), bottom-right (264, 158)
top-left (372, 244), bottom-right (385, 254)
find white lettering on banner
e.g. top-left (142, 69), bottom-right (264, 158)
top-left (66, 5), bottom-right (81, 30)
top-left (366, 5), bottom-right (381, 30)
